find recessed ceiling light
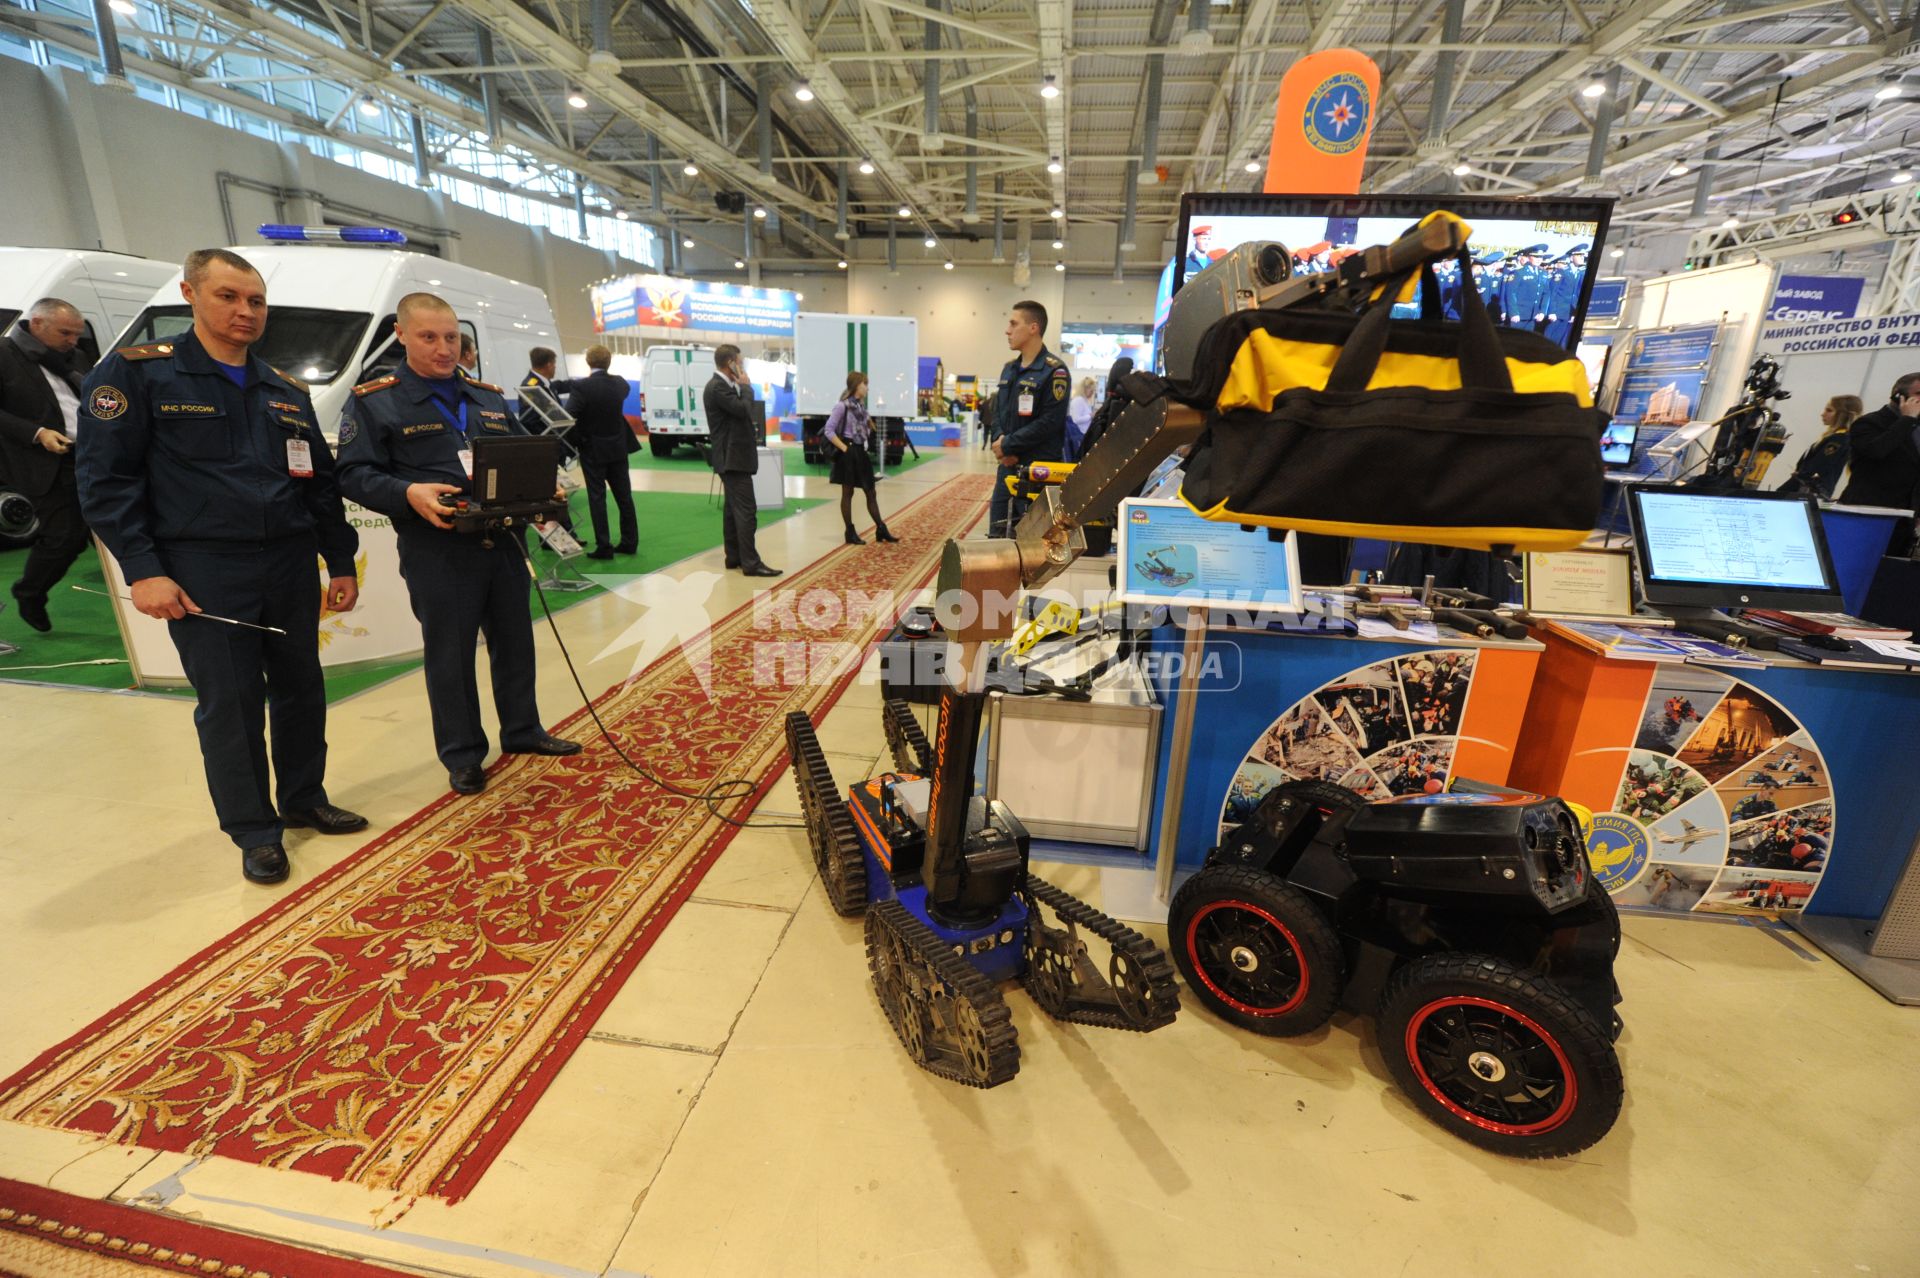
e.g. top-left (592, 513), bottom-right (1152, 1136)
top-left (1040, 74), bottom-right (1060, 100)
top-left (683, 162), bottom-right (699, 177)
top-left (566, 87), bottom-right (589, 110)
top-left (427, 278), bottom-right (441, 285)
top-left (859, 159), bottom-right (875, 175)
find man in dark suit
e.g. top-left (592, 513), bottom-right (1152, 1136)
top-left (703, 343), bottom-right (780, 577)
top-left (567, 344), bottom-right (638, 559)
top-left (0, 299), bottom-right (93, 631)
top-left (1840, 372), bottom-right (1920, 556)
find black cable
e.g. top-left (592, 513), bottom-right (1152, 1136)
top-left (518, 537), bottom-right (808, 831)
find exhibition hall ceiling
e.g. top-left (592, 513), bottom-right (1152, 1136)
top-left (7, 0), bottom-right (1915, 256)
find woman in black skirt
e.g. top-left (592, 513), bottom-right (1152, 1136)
top-left (823, 371), bottom-right (899, 545)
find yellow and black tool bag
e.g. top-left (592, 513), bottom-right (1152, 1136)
top-left (1172, 251), bottom-right (1607, 552)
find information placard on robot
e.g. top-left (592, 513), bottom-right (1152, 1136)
top-left (1114, 497), bottom-right (1302, 610)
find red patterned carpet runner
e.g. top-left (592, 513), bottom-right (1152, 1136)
top-left (0, 1176), bottom-right (424, 1277)
top-left (0, 474), bottom-right (990, 1203)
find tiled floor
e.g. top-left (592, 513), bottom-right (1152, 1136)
top-left (2, 447), bottom-right (1917, 1277)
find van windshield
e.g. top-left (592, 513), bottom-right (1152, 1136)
top-left (0, 309), bottom-right (19, 334)
top-left (119, 306), bottom-right (372, 384)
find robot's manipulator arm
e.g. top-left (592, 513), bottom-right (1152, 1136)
top-left (935, 213), bottom-right (1472, 641)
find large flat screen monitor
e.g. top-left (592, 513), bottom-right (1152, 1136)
top-left (1626, 486), bottom-right (1843, 612)
top-left (1173, 193), bottom-right (1615, 350)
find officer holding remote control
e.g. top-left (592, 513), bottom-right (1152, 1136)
top-left (337, 292), bottom-right (580, 796)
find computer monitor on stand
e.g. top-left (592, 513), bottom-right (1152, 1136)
top-left (1625, 486), bottom-right (1844, 648)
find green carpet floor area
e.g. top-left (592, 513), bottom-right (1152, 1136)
top-left (0, 487), bottom-right (823, 700)
top-left (632, 436), bottom-right (942, 478)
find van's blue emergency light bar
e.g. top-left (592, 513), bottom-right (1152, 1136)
top-left (257, 224), bottom-right (408, 245)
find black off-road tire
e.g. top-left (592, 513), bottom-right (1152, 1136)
top-left (1378, 952), bottom-right (1624, 1159)
top-left (1169, 864), bottom-right (1344, 1036)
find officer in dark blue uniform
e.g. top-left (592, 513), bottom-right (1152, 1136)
top-left (989, 299), bottom-right (1072, 538)
top-left (336, 293), bottom-right (580, 796)
top-left (75, 248), bottom-right (366, 885)
top-left (1500, 244), bottom-right (1552, 334)
top-left (1473, 250), bottom-right (1506, 324)
top-left (1544, 243), bottom-right (1589, 348)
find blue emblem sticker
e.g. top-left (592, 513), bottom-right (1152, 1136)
top-left (1586, 812), bottom-right (1650, 893)
top-left (1302, 73), bottom-right (1371, 156)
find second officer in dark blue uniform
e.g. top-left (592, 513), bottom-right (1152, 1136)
top-left (989, 299), bottom-right (1072, 538)
top-left (337, 293), bottom-right (580, 796)
top-left (75, 248), bottom-right (367, 885)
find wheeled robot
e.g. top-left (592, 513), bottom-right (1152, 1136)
top-left (784, 695), bottom-right (1179, 1086)
top-left (1171, 778), bottom-right (1623, 1157)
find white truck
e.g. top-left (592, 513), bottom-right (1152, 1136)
top-left (640, 342), bottom-right (716, 457)
top-left (794, 312), bottom-right (916, 464)
top-left (0, 247), bottom-right (179, 545)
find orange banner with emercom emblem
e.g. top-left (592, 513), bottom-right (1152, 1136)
top-left (1265, 49), bottom-right (1381, 195)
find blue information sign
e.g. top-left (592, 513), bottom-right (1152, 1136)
top-left (1625, 324), bottom-right (1718, 371)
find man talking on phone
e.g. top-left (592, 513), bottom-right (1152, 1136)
top-left (703, 344), bottom-right (780, 577)
top-left (75, 249), bottom-right (366, 885)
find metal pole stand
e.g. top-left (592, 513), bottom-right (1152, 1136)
top-left (533, 522), bottom-right (597, 593)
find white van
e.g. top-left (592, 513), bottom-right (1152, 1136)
top-left (641, 342), bottom-right (715, 457)
top-left (0, 248), bottom-right (177, 544)
top-left (793, 312), bottom-right (916, 464)
top-left (0, 247), bottom-right (178, 364)
top-left (115, 243), bottom-right (561, 437)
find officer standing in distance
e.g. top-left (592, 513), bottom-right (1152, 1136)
top-left (1501, 244), bottom-right (1552, 334)
top-left (75, 248), bottom-right (367, 885)
top-left (989, 300), bottom-right (1072, 538)
top-left (337, 293), bottom-right (581, 796)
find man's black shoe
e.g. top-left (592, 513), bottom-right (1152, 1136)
top-left (282, 803), bottom-right (369, 834)
top-left (724, 559), bottom-right (741, 569)
top-left (504, 731), bottom-right (583, 756)
top-left (742, 564), bottom-right (783, 577)
top-left (15, 595), bottom-right (50, 632)
top-left (243, 843), bottom-right (290, 885)
top-left (614, 542), bottom-right (637, 555)
top-left (587, 546), bottom-right (616, 560)
top-left (450, 766), bottom-right (487, 795)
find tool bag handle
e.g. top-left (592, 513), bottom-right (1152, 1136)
top-left (1325, 250), bottom-right (1513, 395)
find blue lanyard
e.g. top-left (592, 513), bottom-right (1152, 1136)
top-left (431, 394), bottom-right (469, 442)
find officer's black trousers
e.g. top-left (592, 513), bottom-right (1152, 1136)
top-left (989, 461), bottom-right (1018, 538)
top-left (11, 458), bottom-right (90, 606)
top-left (162, 535), bottom-right (328, 849)
top-left (581, 449), bottom-right (637, 551)
top-left (718, 471), bottom-right (762, 569)
top-left (396, 528), bottom-right (543, 770)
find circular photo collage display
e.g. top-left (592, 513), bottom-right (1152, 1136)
top-left (1219, 649), bottom-right (1480, 834)
top-left (1589, 667), bottom-right (1832, 919)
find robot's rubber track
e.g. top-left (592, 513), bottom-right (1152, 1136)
top-left (880, 698), bottom-right (934, 776)
top-left (783, 711), bottom-right (867, 917)
top-left (866, 899), bottom-right (1020, 1088)
top-left (1020, 874), bottom-right (1181, 1033)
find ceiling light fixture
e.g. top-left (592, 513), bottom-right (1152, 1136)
top-left (108, 0), bottom-right (137, 15)
top-left (837, 259), bottom-right (849, 269)
top-left (1047, 156), bottom-right (1063, 174)
top-left (1876, 82), bottom-right (1903, 101)
top-left (943, 260), bottom-right (955, 271)
top-left (682, 237), bottom-right (695, 248)
top-left (1452, 160), bottom-right (1472, 176)
top-left (1669, 162), bottom-right (1689, 177)
top-left (923, 235), bottom-right (937, 248)
top-left (1243, 160), bottom-right (1261, 174)
top-left (1896, 170), bottom-right (1915, 184)
top-left (1051, 237), bottom-right (1064, 249)
top-left (566, 87), bottom-right (589, 110)
top-left (898, 205), bottom-right (911, 218)
top-left (858, 159), bottom-right (876, 175)
top-left (1581, 77), bottom-right (1607, 100)
top-left (357, 94), bottom-right (380, 118)
top-left (615, 209), bottom-right (628, 220)
top-left (1053, 261), bottom-right (1066, 272)
top-left (1610, 246), bottom-right (1626, 258)
top-left (753, 206), bottom-right (768, 219)
top-left (733, 258), bottom-right (746, 269)
top-left (683, 162), bottom-right (699, 177)
top-left (1050, 206), bottom-right (1064, 219)
top-left (1720, 215), bottom-right (1740, 229)
top-left (1040, 74), bottom-right (1060, 100)
top-left (794, 80), bottom-right (814, 102)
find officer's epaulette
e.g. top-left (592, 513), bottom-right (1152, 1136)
top-left (1044, 355), bottom-right (1065, 369)
top-left (463, 375), bottom-right (505, 394)
top-left (113, 342), bottom-right (175, 361)
top-left (353, 374), bottom-right (400, 397)
top-left (270, 366), bottom-right (309, 392)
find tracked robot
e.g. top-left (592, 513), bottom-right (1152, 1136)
top-left (787, 215), bottom-right (1624, 1146)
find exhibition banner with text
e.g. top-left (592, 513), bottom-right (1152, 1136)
top-left (592, 274), bottom-right (799, 336)
top-left (1759, 310), bottom-right (1920, 353)
top-left (1768, 274), bottom-right (1867, 322)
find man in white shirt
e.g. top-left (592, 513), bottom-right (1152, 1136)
top-left (0, 298), bottom-right (92, 632)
